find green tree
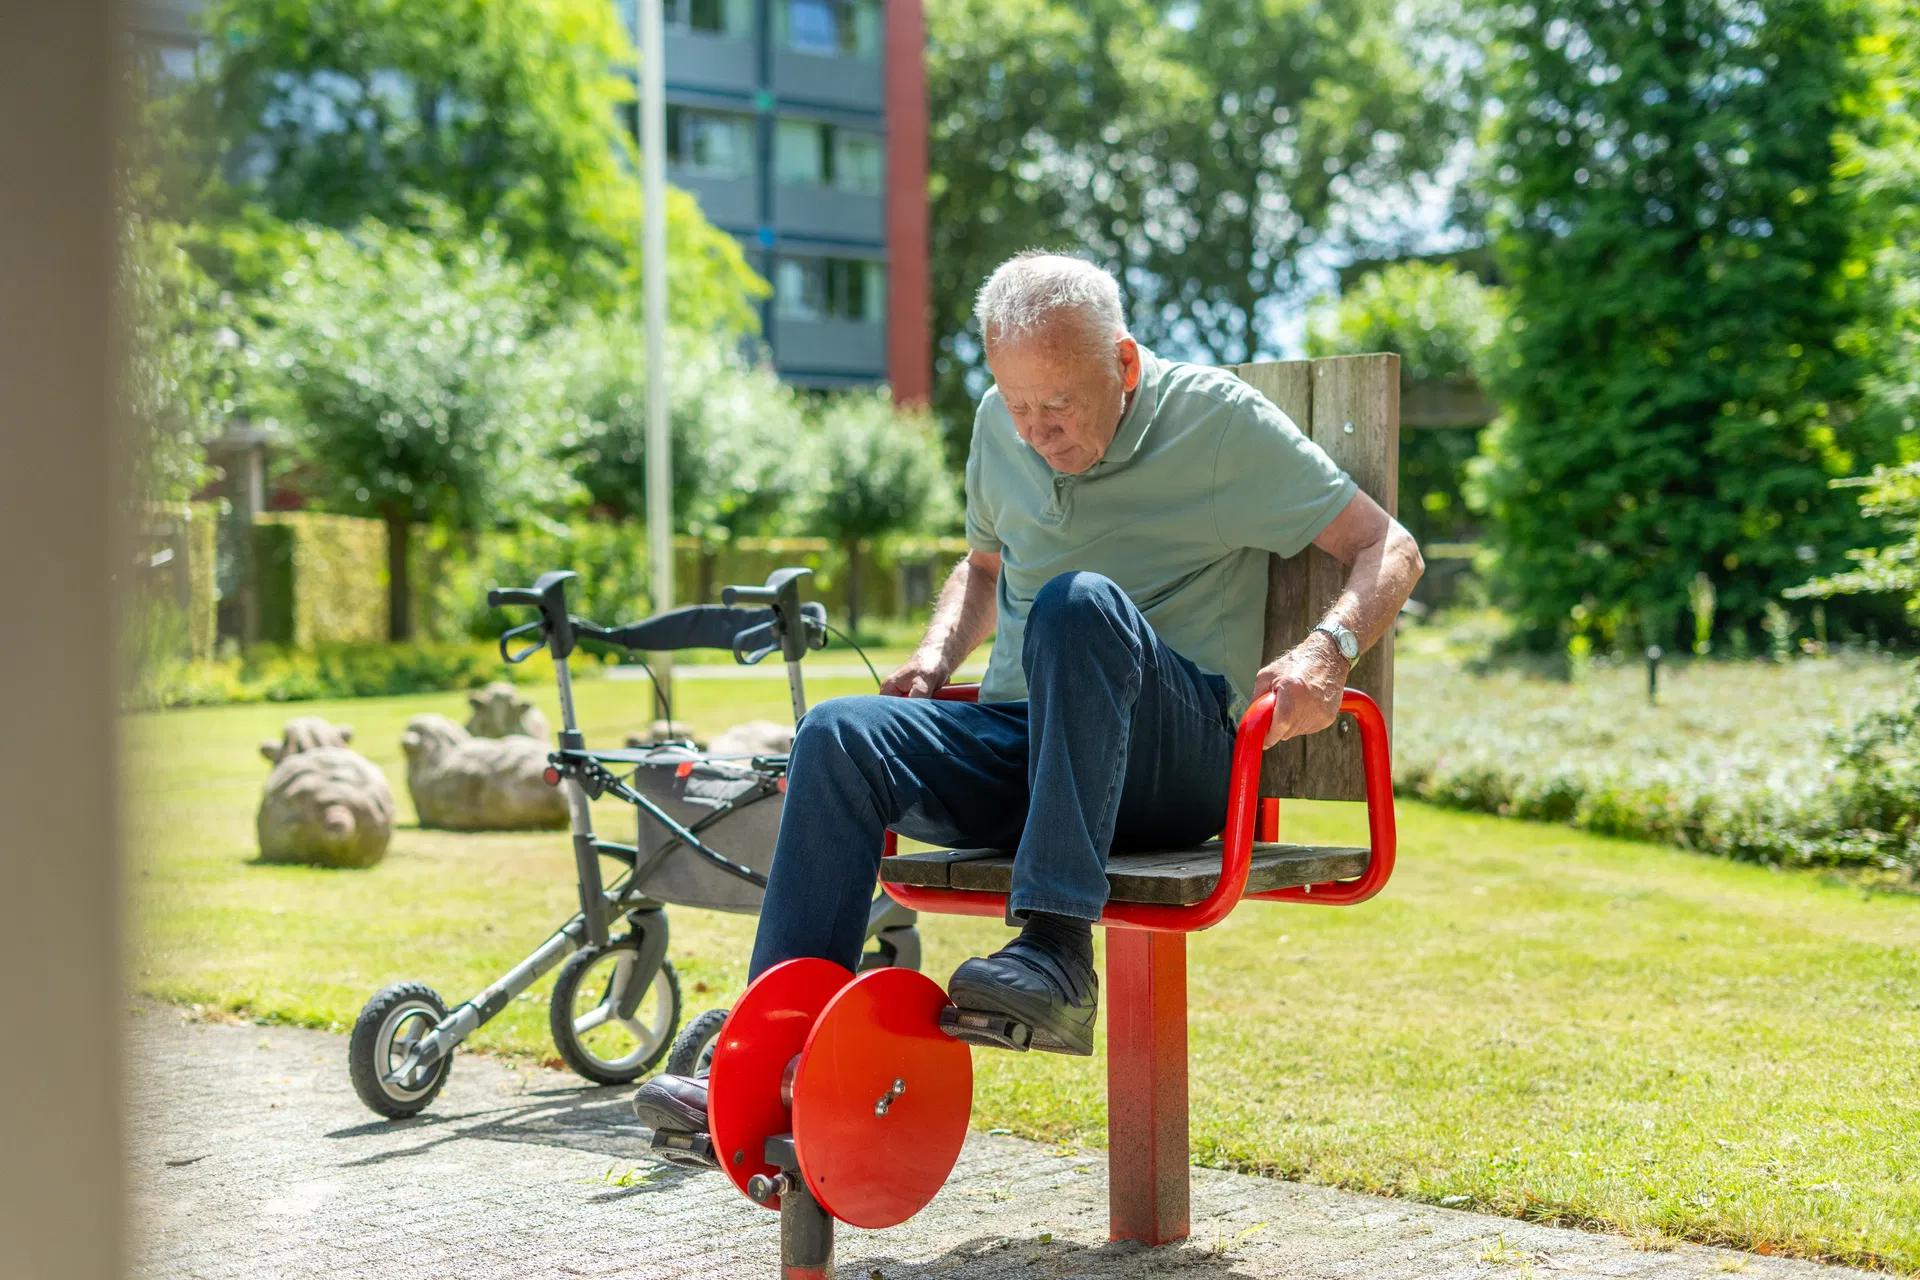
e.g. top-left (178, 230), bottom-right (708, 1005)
top-left (1477, 0), bottom-right (1902, 650)
top-left (925, 0), bottom-right (1466, 459)
top-left (1308, 261), bottom-right (1504, 541)
top-left (250, 220), bottom-right (576, 638)
top-left (804, 391), bottom-right (956, 632)
top-left (557, 315), bottom-right (811, 597)
top-left (168, 0), bottom-right (765, 326)
top-left (1787, 462), bottom-right (1920, 627)
top-left (122, 215), bottom-right (237, 506)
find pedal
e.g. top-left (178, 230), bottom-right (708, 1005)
top-left (648, 1127), bottom-right (716, 1168)
top-left (939, 1005), bottom-right (1033, 1052)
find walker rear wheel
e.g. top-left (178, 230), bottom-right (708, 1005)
top-left (549, 942), bottom-right (681, 1085)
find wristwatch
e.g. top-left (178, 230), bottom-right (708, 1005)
top-left (1311, 621), bottom-right (1360, 664)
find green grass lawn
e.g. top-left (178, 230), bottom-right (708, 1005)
top-left (126, 672), bottom-right (1920, 1274)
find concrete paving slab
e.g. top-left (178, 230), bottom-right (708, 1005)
top-left (129, 1006), bottom-right (1871, 1280)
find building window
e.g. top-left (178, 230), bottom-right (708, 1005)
top-left (666, 106), bottom-right (754, 179)
top-left (660, 0), bottom-right (751, 37)
top-left (774, 119), bottom-right (884, 194)
top-left (776, 0), bottom-right (881, 59)
top-left (833, 130), bottom-right (884, 194)
top-left (776, 256), bottom-right (885, 324)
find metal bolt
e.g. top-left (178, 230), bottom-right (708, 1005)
top-left (891, 1078), bottom-right (906, 1097)
top-left (874, 1098), bottom-right (890, 1117)
top-left (1343, 419), bottom-right (1354, 434)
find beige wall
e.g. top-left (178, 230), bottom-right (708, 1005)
top-left (0, 3), bottom-right (125, 1279)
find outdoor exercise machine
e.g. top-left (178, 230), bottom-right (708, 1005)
top-left (668, 356), bottom-right (1401, 1278)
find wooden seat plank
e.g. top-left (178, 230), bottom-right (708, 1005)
top-left (880, 843), bottom-right (1368, 905)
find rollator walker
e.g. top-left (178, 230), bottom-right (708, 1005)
top-left (348, 567), bottom-right (920, 1119)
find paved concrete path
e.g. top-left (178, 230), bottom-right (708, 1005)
top-left (131, 1006), bottom-right (1869, 1280)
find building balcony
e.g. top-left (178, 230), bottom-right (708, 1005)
top-left (664, 29), bottom-right (756, 92)
top-left (771, 316), bottom-right (887, 382)
top-left (772, 183), bottom-right (883, 242)
top-left (771, 49), bottom-right (883, 111)
top-left (670, 168), bottom-right (758, 230)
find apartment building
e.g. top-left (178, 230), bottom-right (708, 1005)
top-left (128, 0), bottom-right (931, 397)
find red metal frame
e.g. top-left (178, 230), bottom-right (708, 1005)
top-left (881, 684), bottom-right (1397, 926)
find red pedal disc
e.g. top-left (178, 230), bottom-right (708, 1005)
top-left (791, 967), bottom-right (972, 1229)
top-left (706, 957), bottom-right (852, 1210)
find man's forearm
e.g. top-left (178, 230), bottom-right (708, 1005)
top-left (916, 556), bottom-right (999, 674)
top-left (1317, 526), bottom-right (1424, 659)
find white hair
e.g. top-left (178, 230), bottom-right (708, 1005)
top-left (973, 251), bottom-right (1128, 358)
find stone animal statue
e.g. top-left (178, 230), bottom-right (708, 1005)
top-left (260, 715), bottom-right (355, 764)
top-left (626, 720), bottom-right (707, 750)
top-left (709, 719), bottom-right (795, 757)
top-left (464, 681), bottom-right (550, 742)
top-left (256, 717), bottom-right (394, 868)
top-left (400, 714), bottom-right (567, 831)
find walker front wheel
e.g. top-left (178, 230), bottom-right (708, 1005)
top-left (349, 982), bottom-right (454, 1119)
top-left (665, 1005), bottom-right (730, 1077)
top-left (549, 941), bottom-right (681, 1085)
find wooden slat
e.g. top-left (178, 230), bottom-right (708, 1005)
top-left (876, 847), bottom-right (1002, 888)
top-left (1230, 361), bottom-right (1315, 798)
top-left (878, 844), bottom-right (1370, 905)
top-left (1231, 355), bottom-right (1399, 802)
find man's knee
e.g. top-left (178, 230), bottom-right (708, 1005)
top-left (1027, 571), bottom-right (1132, 636)
top-left (1024, 572), bottom-right (1142, 668)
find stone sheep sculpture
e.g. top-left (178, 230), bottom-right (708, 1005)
top-left (626, 720), bottom-right (706, 750)
top-left (260, 715), bottom-right (354, 763)
top-left (401, 714), bottom-right (567, 831)
top-left (256, 717), bottom-right (395, 869)
top-left (709, 719), bottom-right (795, 757)
top-left (464, 681), bottom-right (550, 742)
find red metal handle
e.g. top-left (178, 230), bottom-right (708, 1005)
top-left (879, 685), bottom-right (1394, 928)
top-left (1247, 688), bottom-right (1396, 907)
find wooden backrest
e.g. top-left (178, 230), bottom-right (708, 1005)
top-left (1228, 355), bottom-right (1399, 802)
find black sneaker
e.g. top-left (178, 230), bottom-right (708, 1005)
top-left (631, 1074), bottom-right (717, 1169)
top-left (947, 936), bottom-right (1099, 1057)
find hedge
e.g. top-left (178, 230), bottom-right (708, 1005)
top-left (254, 511), bottom-right (387, 647)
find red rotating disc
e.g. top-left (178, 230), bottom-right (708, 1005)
top-left (706, 957), bottom-right (852, 1210)
top-left (791, 967), bottom-right (973, 1229)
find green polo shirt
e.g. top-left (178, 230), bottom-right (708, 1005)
top-left (965, 345), bottom-right (1356, 714)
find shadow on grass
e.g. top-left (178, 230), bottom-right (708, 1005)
top-left (323, 1079), bottom-right (702, 1196)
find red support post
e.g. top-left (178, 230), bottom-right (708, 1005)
top-left (1257, 796), bottom-right (1280, 842)
top-left (1104, 929), bottom-right (1190, 1245)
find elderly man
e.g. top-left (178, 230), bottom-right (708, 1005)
top-left (633, 252), bottom-right (1422, 1154)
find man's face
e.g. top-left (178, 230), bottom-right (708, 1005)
top-left (988, 333), bottom-right (1139, 475)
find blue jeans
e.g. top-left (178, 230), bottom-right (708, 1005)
top-left (748, 571), bottom-right (1237, 978)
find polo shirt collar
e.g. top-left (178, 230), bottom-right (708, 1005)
top-left (1090, 345), bottom-right (1159, 473)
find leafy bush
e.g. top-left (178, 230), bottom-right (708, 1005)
top-left (1393, 648), bottom-right (1920, 880)
top-left (804, 391), bottom-right (959, 629)
top-left (1788, 460), bottom-right (1920, 630)
top-left (128, 641), bottom-right (516, 711)
top-left (1476, 0), bottom-right (1905, 651)
top-left (1308, 261), bottom-right (1503, 542)
top-left (249, 219), bottom-right (577, 639)
top-left (121, 216), bottom-right (238, 506)
top-left (555, 317), bottom-right (810, 544)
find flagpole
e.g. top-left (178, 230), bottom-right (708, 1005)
top-left (640, 0), bottom-right (673, 722)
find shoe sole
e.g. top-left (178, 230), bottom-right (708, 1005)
top-left (945, 978), bottom-right (1096, 1057)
